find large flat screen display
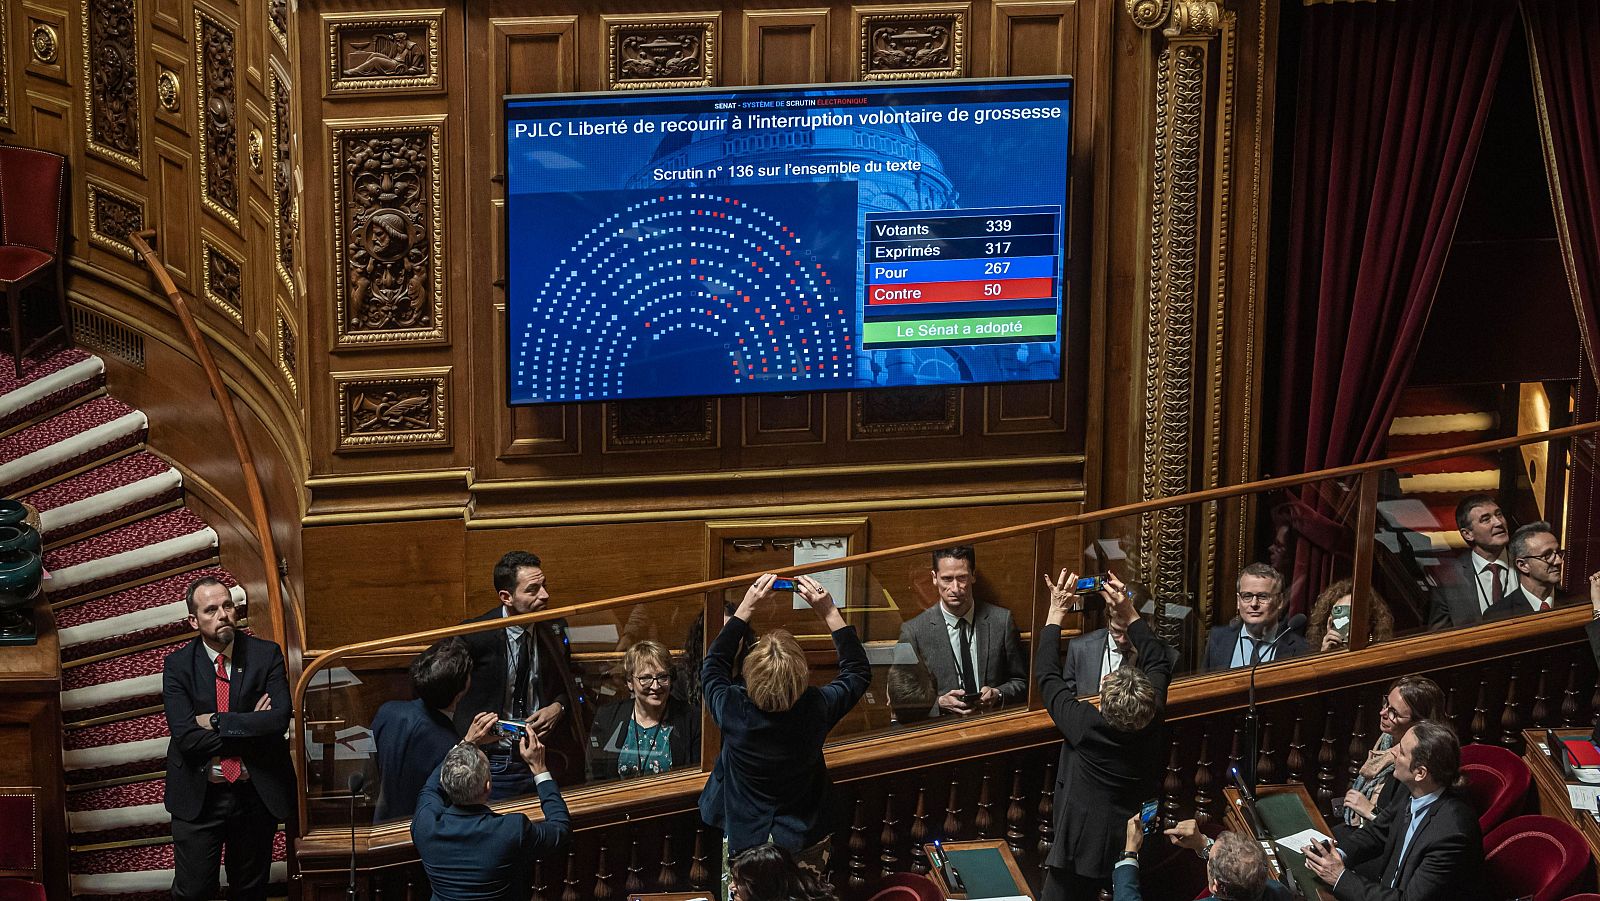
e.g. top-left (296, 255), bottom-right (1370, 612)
top-left (504, 78), bottom-right (1072, 405)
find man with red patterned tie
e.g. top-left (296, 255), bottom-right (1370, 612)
top-left (163, 577), bottom-right (295, 900)
top-left (1426, 494), bottom-right (1511, 630)
top-left (1485, 522), bottom-right (1566, 619)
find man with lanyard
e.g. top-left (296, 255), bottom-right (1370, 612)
top-left (1203, 563), bottom-right (1309, 671)
top-left (1051, 568), bottom-right (1181, 697)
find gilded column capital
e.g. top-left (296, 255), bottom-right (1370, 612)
top-left (1126, 0), bottom-right (1172, 30)
top-left (1127, 0), bottom-right (1221, 37)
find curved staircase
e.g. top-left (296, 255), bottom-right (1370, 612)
top-left (0, 348), bottom-right (288, 898)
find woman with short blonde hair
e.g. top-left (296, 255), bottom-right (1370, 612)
top-left (588, 639), bottom-right (699, 781)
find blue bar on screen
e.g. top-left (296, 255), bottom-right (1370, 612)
top-left (866, 256), bottom-right (1055, 284)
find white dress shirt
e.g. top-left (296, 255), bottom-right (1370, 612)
top-left (1469, 550), bottom-right (1511, 614)
top-left (939, 605), bottom-right (980, 691)
top-left (200, 640), bottom-right (249, 781)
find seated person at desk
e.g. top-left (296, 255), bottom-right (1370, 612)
top-left (588, 639), bottom-right (699, 781)
top-left (1484, 522), bottom-right (1565, 619)
top-left (412, 732), bottom-right (571, 901)
top-left (729, 843), bottom-right (837, 901)
top-left (1308, 579), bottom-right (1395, 653)
top-left (1116, 819), bottom-right (1282, 901)
top-left (371, 637), bottom-right (501, 821)
top-left (889, 545), bottom-right (1027, 717)
top-left (1336, 676), bottom-right (1445, 835)
top-left (1204, 563), bottom-right (1308, 671)
top-left (1301, 721), bottom-right (1488, 901)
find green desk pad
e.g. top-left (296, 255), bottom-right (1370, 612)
top-left (945, 847), bottom-right (1022, 898)
top-left (1255, 792), bottom-right (1327, 900)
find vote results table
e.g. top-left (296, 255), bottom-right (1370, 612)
top-left (860, 206), bottom-right (1062, 350)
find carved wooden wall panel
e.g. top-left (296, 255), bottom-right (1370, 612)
top-left (744, 394), bottom-right (826, 447)
top-left (269, 63), bottom-right (295, 292)
top-left (82, 0), bottom-right (140, 171)
top-left (334, 368), bottom-right (451, 452)
top-left (268, 0), bottom-right (287, 50)
top-left (0, 0), bottom-right (10, 132)
top-left (328, 118), bottom-right (445, 346)
top-left (323, 10), bottom-right (442, 95)
top-left (606, 399), bottom-right (718, 451)
top-left (201, 234), bottom-right (244, 326)
top-left (85, 180), bottom-right (145, 260)
top-left (195, 6), bottom-right (239, 228)
top-left (153, 140), bottom-right (194, 286)
top-left (740, 9), bottom-right (829, 85)
top-left (276, 301), bottom-right (299, 397)
top-left (151, 0), bottom-right (181, 37)
top-left (151, 44), bottom-right (186, 133)
top-left (26, 7), bottom-right (67, 83)
top-left (991, 2), bottom-right (1077, 76)
top-left (855, 4), bottom-right (969, 80)
top-left (851, 387), bottom-right (961, 438)
top-left (604, 13), bottom-right (720, 90)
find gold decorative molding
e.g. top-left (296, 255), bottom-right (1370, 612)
top-left (323, 11), bottom-right (444, 95)
top-left (1127, 0), bottom-right (1171, 30)
top-left (851, 387), bottom-right (961, 438)
top-left (0, 0), bottom-right (9, 130)
top-left (247, 126), bottom-right (263, 174)
top-left (85, 181), bottom-right (145, 260)
top-left (195, 7), bottom-right (239, 229)
top-left (334, 368), bottom-right (451, 452)
top-left (275, 302), bottom-right (298, 397)
top-left (604, 13), bottom-right (719, 90)
top-left (200, 235), bottom-right (244, 326)
top-left (605, 398), bottom-right (718, 450)
top-left (81, 0), bottom-right (140, 172)
top-left (268, 0), bottom-right (288, 50)
top-left (328, 116), bottom-right (446, 347)
top-left (268, 64), bottom-right (296, 294)
top-left (1127, 0), bottom-right (1221, 37)
top-left (856, 5), bottom-right (968, 81)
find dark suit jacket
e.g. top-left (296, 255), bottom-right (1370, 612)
top-left (699, 615), bottom-right (870, 854)
top-left (586, 695), bottom-right (700, 782)
top-left (1331, 787), bottom-right (1489, 901)
top-left (1036, 618), bottom-right (1172, 878)
top-left (455, 607), bottom-right (589, 780)
top-left (372, 697), bottom-right (459, 821)
top-left (1063, 627), bottom-right (1182, 699)
top-left (1427, 553), bottom-right (1486, 630)
top-left (411, 759), bottom-right (571, 901)
top-left (1202, 620), bottom-right (1309, 672)
top-left (1112, 861), bottom-right (1291, 901)
top-left (162, 633), bottom-right (295, 822)
top-left (889, 600), bottom-right (1027, 715)
top-left (1483, 586), bottom-right (1556, 621)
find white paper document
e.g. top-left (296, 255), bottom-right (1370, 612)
top-left (793, 537), bottom-right (849, 609)
top-left (1567, 783), bottom-right (1600, 812)
top-left (1275, 827), bottom-right (1334, 854)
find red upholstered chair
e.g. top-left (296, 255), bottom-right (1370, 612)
top-left (857, 872), bottom-right (944, 901)
top-left (1483, 814), bottom-right (1590, 901)
top-left (1559, 895), bottom-right (1600, 901)
top-left (0, 788), bottom-right (42, 900)
top-left (1460, 742), bottom-right (1532, 832)
top-left (0, 146), bottom-right (70, 378)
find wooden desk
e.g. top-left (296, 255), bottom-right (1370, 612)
top-left (923, 839), bottom-right (1034, 899)
top-left (1522, 728), bottom-right (1600, 893)
top-left (1222, 784), bottom-right (1337, 901)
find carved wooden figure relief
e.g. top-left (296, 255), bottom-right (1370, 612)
top-left (276, 308), bottom-right (298, 395)
top-left (335, 370), bottom-right (451, 451)
top-left (84, 0), bottom-right (139, 169)
top-left (330, 122), bottom-right (445, 345)
top-left (201, 238), bottom-right (243, 325)
top-left (270, 68), bottom-right (296, 292)
top-left (86, 183), bottom-right (145, 259)
top-left (195, 9), bottom-right (239, 227)
top-left (269, 0), bottom-right (287, 50)
top-left (607, 18), bottom-right (718, 90)
top-left (325, 13), bottom-right (443, 94)
top-left (858, 10), bottom-right (966, 80)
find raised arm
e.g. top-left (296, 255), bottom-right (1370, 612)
top-left (1035, 569), bottom-right (1095, 743)
top-left (796, 575), bottom-right (869, 724)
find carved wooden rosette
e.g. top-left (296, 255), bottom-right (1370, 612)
top-left (82, 0), bottom-right (140, 171)
top-left (324, 11), bottom-right (443, 95)
top-left (851, 387), bottom-right (961, 438)
top-left (269, 65), bottom-right (295, 292)
top-left (156, 68), bottom-right (180, 113)
top-left (605, 399), bottom-right (718, 450)
top-left (85, 181), bottom-right (145, 260)
top-left (856, 6), bottom-right (968, 81)
top-left (334, 368), bottom-right (451, 451)
top-left (1132, 0), bottom-right (1226, 630)
top-left (195, 8), bottom-right (239, 228)
top-left (605, 15), bottom-right (719, 90)
top-left (30, 22), bottom-right (57, 65)
top-left (276, 304), bottom-right (298, 396)
top-left (201, 236), bottom-right (243, 326)
top-left (329, 119), bottom-right (446, 347)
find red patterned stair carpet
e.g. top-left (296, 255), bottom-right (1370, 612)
top-left (0, 350), bottom-right (287, 896)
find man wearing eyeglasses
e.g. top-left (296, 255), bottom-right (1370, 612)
top-left (1484, 522), bottom-right (1565, 619)
top-left (1203, 563), bottom-right (1308, 671)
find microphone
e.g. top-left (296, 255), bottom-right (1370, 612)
top-left (347, 772), bottom-right (365, 900)
top-left (1244, 614), bottom-right (1308, 792)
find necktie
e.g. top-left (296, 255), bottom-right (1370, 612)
top-left (957, 619), bottom-right (979, 698)
top-left (1539, 599), bottom-right (1552, 612)
top-left (1487, 562), bottom-right (1504, 605)
top-left (1388, 800), bottom-right (1430, 889)
top-left (215, 654), bottom-right (242, 782)
top-left (512, 628), bottom-right (533, 719)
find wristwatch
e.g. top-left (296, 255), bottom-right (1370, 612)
top-left (1119, 851), bottom-right (1140, 862)
top-left (209, 713), bottom-right (220, 730)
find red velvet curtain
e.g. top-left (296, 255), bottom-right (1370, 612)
top-left (1272, 0), bottom-right (1517, 612)
top-left (1523, 0), bottom-right (1600, 590)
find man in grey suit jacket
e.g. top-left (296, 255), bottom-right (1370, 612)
top-left (889, 546), bottom-right (1027, 716)
top-left (1063, 613), bottom-right (1181, 699)
top-left (1427, 494), bottom-right (1511, 630)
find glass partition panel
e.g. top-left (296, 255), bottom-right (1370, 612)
top-left (1371, 431), bottom-right (1578, 641)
